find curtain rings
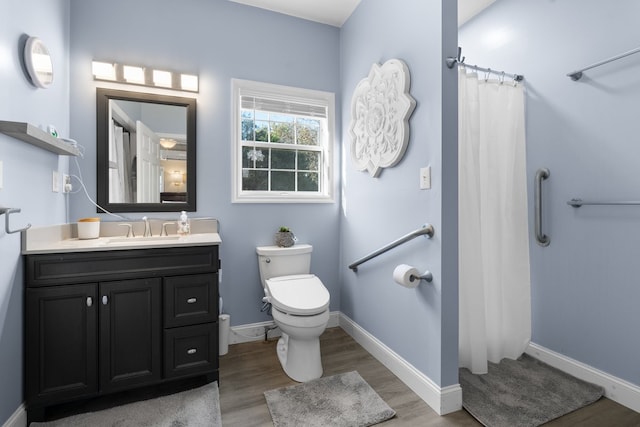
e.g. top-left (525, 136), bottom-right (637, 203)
top-left (484, 68), bottom-right (491, 82)
top-left (499, 71), bottom-right (506, 85)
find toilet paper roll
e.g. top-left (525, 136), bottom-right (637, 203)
top-left (393, 264), bottom-right (421, 288)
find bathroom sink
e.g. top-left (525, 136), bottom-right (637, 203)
top-left (106, 235), bottom-right (182, 244)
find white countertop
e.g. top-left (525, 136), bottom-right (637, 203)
top-left (22, 219), bottom-right (221, 254)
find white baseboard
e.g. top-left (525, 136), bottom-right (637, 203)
top-left (2, 404), bottom-right (26, 427)
top-left (339, 313), bottom-right (462, 415)
top-left (228, 311), bottom-right (341, 345)
top-left (526, 342), bottom-right (640, 413)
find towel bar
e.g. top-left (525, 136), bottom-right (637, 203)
top-left (0, 207), bottom-right (32, 234)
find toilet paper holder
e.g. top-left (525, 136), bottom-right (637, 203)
top-left (411, 271), bottom-right (433, 283)
top-left (393, 264), bottom-right (434, 287)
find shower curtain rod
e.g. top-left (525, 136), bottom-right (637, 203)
top-left (446, 47), bottom-right (524, 82)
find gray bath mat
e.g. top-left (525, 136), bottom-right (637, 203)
top-left (459, 354), bottom-right (604, 427)
top-left (264, 371), bottom-right (396, 426)
top-left (31, 381), bottom-right (222, 427)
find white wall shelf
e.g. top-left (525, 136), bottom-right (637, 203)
top-left (0, 121), bottom-right (80, 156)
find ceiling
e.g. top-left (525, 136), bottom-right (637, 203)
top-left (228, 0), bottom-right (496, 27)
top-left (228, 0), bottom-right (362, 27)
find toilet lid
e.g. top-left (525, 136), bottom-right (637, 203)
top-left (265, 274), bottom-right (330, 315)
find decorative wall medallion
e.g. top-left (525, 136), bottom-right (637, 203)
top-left (349, 59), bottom-right (416, 177)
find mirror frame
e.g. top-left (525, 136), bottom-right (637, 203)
top-left (96, 88), bottom-right (197, 213)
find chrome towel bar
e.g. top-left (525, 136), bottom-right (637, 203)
top-left (567, 46), bottom-right (640, 81)
top-left (568, 199), bottom-right (640, 208)
top-left (0, 207), bottom-right (32, 234)
top-left (348, 224), bottom-right (434, 272)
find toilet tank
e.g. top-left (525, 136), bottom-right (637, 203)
top-left (256, 244), bottom-right (312, 287)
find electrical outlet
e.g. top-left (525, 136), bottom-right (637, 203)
top-left (0, 161), bottom-right (3, 190)
top-left (63, 174), bottom-right (72, 193)
top-left (52, 170), bottom-right (60, 192)
top-left (420, 166), bottom-right (431, 190)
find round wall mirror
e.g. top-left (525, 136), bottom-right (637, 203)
top-left (24, 36), bottom-right (54, 89)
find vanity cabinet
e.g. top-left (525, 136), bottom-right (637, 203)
top-left (25, 284), bottom-right (98, 404)
top-left (24, 245), bottom-right (219, 422)
top-left (99, 278), bottom-right (162, 393)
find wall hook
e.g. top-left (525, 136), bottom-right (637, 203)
top-left (0, 207), bottom-right (32, 234)
top-left (446, 46), bottom-right (465, 69)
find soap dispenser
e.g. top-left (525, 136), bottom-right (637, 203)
top-left (178, 211), bottom-right (191, 236)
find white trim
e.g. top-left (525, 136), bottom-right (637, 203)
top-left (228, 311), bottom-right (340, 345)
top-left (339, 313), bottom-right (462, 415)
top-left (526, 342), bottom-right (640, 413)
top-left (230, 78), bottom-right (335, 204)
top-left (2, 403), bottom-right (26, 427)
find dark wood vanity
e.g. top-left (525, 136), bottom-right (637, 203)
top-left (24, 245), bottom-right (220, 422)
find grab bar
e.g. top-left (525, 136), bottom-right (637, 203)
top-left (534, 168), bottom-right (550, 247)
top-left (348, 224), bottom-right (435, 272)
top-left (0, 207), bottom-right (32, 234)
top-left (568, 199), bottom-right (640, 208)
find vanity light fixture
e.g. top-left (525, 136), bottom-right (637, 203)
top-left (123, 65), bottom-right (145, 84)
top-left (153, 70), bottom-right (172, 88)
top-left (92, 60), bottom-right (199, 93)
top-left (181, 74), bottom-right (199, 92)
top-left (91, 61), bottom-right (116, 81)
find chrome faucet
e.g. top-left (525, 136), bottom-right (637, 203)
top-left (161, 222), bottom-right (174, 237)
top-left (142, 216), bottom-right (152, 237)
top-left (118, 223), bottom-right (135, 238)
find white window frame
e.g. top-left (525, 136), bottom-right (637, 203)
top-left (231, 78), bottom-right (335, 203)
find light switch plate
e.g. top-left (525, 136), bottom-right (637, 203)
top-left (420, 166), bottom-right (431, 190)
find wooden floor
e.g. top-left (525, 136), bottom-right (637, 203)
top-left (219, 327), bottom-right (640, 426)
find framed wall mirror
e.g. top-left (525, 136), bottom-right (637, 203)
top-left (96, 88), bottom-right (196, 213)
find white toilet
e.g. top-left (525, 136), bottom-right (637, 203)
top-left (256, 244), bottom-right (330, 382)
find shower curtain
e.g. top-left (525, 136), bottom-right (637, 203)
top-left (458, 69), bottom-right (531, 374)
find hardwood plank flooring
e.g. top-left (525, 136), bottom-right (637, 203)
top-left (219, 327), bottom-right (640, 426)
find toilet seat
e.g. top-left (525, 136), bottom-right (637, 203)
top-left (265, 274), bottom-right (329, 316)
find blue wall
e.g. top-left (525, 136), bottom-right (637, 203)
top-left (0, 0), bottom-right (71, 422)
top-left (460, 0), bottom-right (640, 386)
top-left (339, 0), bottom-right (458, 387)
top-left (68, 0), bottom-right (342, 327)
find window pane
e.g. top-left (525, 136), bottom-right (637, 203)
top-left (242, 147), bottom-right (269, 169)
top-left (241, 119), bottom-right (254, 141)
top-left (270, 114), bottom-right (293, 123)
top-left (242, 170), bottom-right (268, 190)
top-left (272, 171), bottom-right (295, 191)
top-left (298, 172), bottom-right (319, 192)
top-left (296, 118), bottom-right (320, 146)
top-left (271, 149), bottom-right (295, 170)
top-left (270, 121), bottom-right (293, 144)
top-left (297, 151), bottom-right (319, 171)
top-left (255, 121), bottom-right (269, 142)
top-left (255, 111), bottom-right (269, 121)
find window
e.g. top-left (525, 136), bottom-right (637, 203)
top-left (232, 79), bottom-right (335, 203)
